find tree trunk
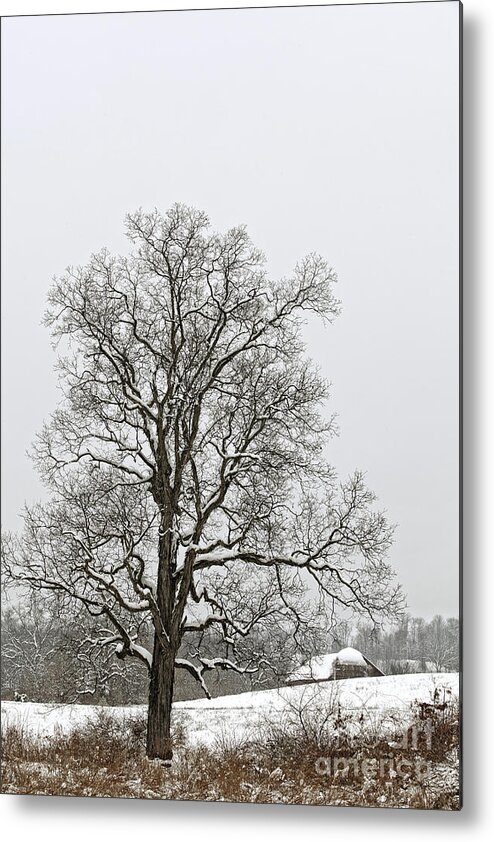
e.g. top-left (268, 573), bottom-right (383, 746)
top-left (146, 633), bottom-right (176, 761)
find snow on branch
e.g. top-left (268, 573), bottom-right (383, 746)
top-left (175, 655), bottom-right (259, 699)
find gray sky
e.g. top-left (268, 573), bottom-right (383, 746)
top-left (1, 2), bottom-right (460, 618)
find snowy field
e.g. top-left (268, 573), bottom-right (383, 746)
top-left (1, 673), bottom-right (459, 748)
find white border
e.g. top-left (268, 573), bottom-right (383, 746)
top-left (1, 0), bottom-right (492, 835)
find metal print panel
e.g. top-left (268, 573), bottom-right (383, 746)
top-left (1, 1), bottom-right (462, 810)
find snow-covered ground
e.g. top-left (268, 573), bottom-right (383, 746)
top-left (1, 672), bottom-right (459, 748)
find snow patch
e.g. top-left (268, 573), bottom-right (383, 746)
top-left (1, 672), bottom-right (459, 749)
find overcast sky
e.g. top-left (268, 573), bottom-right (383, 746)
top-left (1, 2), bottom-right (460, 618)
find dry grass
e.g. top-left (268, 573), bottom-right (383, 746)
top-left (1, 690), bottom-right (460, 809)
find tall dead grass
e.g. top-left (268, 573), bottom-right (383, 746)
top-left (1, 686), bottom-right (460, 809)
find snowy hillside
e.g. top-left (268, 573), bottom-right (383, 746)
top-left (1, 672), bottom-right (459, 748)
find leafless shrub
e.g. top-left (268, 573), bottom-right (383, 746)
top-left (1, 700), bottom-right (460, 809)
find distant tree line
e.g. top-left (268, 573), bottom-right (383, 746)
top-left (1, 590), bottom-right (459, 706)
top-left (331, 614), bottom-right (460, 674)
top-left (1, 595), bottom-right (149, 705)
top-left (0, 588), bottom-right (322, 704)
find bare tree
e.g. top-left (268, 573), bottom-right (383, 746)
top-left (0, 583), bottom-right (148, 705)
top-left (1, 592), bottom-right (62, 701)
top-left (425, 615), bottom-right (459, 672)
top-left (3, 204), bottom-right (403, 760)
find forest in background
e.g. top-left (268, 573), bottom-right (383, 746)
top-left (1, 597), bottom-right (459, 705)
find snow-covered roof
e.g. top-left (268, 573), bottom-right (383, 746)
top-left (286, 647), bottom-right (368, 682)
top-left (287, 653), bottom-right (339, 682)
top-left (336, 647), bottom-right (367, 667)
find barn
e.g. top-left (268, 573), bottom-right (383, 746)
top-left (285, 646), bottom-right (384, 685)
